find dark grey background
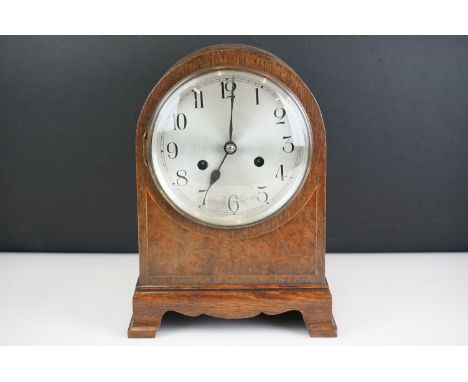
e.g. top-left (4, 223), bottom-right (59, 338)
top-left (1, 36), bottom-right (467, 253)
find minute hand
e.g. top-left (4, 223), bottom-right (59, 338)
top-left (228, 86), bottom-right (235, 142)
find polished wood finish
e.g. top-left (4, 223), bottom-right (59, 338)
top-left (129, 44), bottom-right (336, 337)
top-left (128, 287), bottom-right (336, 338)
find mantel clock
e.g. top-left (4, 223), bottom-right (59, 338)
top-left (128, 44), bottom-right (336, 337)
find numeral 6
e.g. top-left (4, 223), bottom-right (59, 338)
top-left (228, 195), bottom-right (239, 213)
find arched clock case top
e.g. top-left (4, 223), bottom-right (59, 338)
top-left (129, 44), bottom-right (336, 338)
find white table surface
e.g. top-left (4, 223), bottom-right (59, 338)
top-left (0, 252), bottom-right (467, 345)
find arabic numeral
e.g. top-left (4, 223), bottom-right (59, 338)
top-left (221, 80), bottom-right (236, 99)
top-left (166, 142), bottom-right (178, 159)
top-left (176, 170), bottom-right (188, 186)
top-left (276, 164), bottom-right (285, 181)
top-left (228, 195), bottom-right (239, 213)
top-left (193, 90), bottom-right (204, 108)
top-left (257, 186), bottom-right (268, 203)
top-left (274, 108), bottom-right (286, 124)
top-left (282, 136), bottom-right (295, 153)
top-left (173, 113), bottom-right (187, 130)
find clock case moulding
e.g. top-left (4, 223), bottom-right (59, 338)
top-left (128, 44), bottom-right (336, 338)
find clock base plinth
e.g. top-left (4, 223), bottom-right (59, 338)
top-left (128, 317), bottom-right (160, 338)
top-left (305, 316), bottom-right (337, 337)
top-left (128, 285), bottom-right (336, 338)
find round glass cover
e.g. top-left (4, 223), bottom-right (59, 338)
top-left (148, 69), bottom-right (312, 227)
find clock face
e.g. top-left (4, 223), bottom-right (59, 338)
top-left (147, 69), bottom-right (312, 227)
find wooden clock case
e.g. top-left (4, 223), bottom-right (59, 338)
top-left (128, 44), bottom-right (336, 338)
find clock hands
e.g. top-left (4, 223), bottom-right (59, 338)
top-left (228, 79), bottom-right (235, 142)
top-left (201, 152), bottom-right (228, 206)
top-left (200, 79), bottom-right (237, 207)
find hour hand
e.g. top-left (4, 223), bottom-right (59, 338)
top-left (200, 153), bottom-right (228, 206)
top-left (200, 170), bottom-right (220, 206)
top-left (209, 169), bottom-right (221, 186)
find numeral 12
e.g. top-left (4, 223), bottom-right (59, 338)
top-left (221, 81), bottom-right (236, 99)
